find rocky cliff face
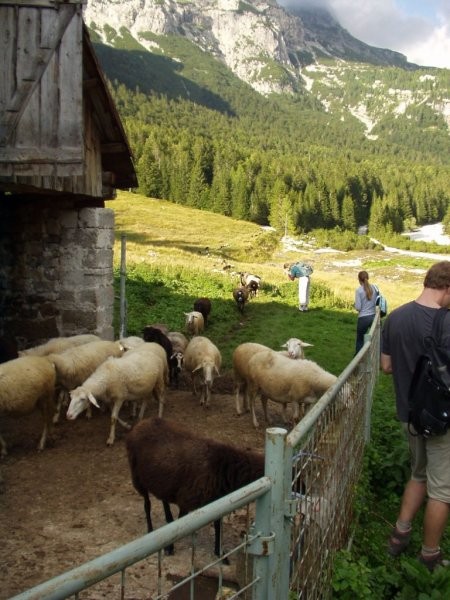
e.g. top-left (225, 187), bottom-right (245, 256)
top-left (83, 0), bottom-right (411, 95)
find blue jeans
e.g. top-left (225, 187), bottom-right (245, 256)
top-left (355, 314), bottom-right (375, 355)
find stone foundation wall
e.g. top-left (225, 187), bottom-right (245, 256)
top-left (0, 197), bottom-right (115, 348)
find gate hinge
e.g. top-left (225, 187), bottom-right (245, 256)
top-left (247, 530), bottom-right (275, 556)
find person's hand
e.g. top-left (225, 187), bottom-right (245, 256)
top-left (288, 274), bottom-right (295, 281)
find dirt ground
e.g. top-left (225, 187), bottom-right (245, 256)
top-left (0, 372), bottom-right (290, 600)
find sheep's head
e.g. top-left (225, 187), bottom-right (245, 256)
top-left (171, 351), bottom-right (184, 372)
top-left (67, 387), bottom-right (90, 420)
top-left (281, 338), bottom-right (313, 359)
top-left (193, 362), bottom-right (220, 385)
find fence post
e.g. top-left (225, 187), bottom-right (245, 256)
top-left (250, 427), bottom-right (290, 600)
top-left (119, 234), bottom-right (127, 339)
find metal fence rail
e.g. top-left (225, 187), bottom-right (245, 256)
top-left (11, 314), bottom-right (381, 600)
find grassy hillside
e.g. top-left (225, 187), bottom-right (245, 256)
top-left (107, 191), bottom-right (438, 371)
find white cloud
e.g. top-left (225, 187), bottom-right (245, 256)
top-left (280, 0), bottom-right (450, 68)
top-left (402, 23), bottom-right (450, 68)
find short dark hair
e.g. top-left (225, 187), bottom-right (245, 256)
top-left (424, 261), bottom-right (450, 289)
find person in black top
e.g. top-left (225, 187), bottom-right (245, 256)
top-left (381, 261), bottom-right (450, 571)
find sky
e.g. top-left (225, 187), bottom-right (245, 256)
top-left (281, 0), bottom-right (450, 69)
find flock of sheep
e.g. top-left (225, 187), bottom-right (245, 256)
top-left (0, 272), bottom-right (338, 455)
top-left (0, 274), bottom-right (338, 558)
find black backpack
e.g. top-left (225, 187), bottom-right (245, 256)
top-left (408, 308), bottom-right (450, 437)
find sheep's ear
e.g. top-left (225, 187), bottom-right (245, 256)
top-left (193, 365), bottom-right (202, 373)
top-left (301, 342), bottom-right (314, 348)
top-left (280, 342), bottom-right (287, 349)
top-left (88, 393), bottom-right (100, 408)
top-left (215, 366), bottom-right (220, 376)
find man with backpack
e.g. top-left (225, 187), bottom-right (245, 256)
top-left (284, 261), bottom-right (313, 311)
top-left (380, 261), bottom-right (450, 571)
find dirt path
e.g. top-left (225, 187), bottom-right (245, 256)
top-left (0, 374), bottom-right (288, 599)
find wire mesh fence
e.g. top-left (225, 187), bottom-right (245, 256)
top-left (287, 313), bottom-right (381, 599)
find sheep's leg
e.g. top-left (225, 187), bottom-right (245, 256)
top-left (38, 395), bottom-right (56, 451)
top-left (107, 399), bottom-right (126, 446)
top-left (137, 401), bottom-right (147, 421)
top-left (234, 383), bottom-right (243, 415)
top-left (53, 389), bottom-right (65, 424)
top-left (162, 500), bottom-right (175, 555)
top-left (203, 383), bottom-right (211, 408)
top-left (117, 416), bottom-right (131, 428)
top-left (248, 385), bottom-right (260, 428)
top-left (243, 383), bottom-right (250, 413)
top-left (0, 434), bottom-right (7, 458)
top-left (261, 396), bottom-right (271, 425)
top-left (153, 384), bottom-right (165, 418)
top-left (191, 373), bottom-right (198, 397)
top-left (234, 380), bottom-right (248, 415)
top-left (144, 493), bottom-right (153, 532)
top-left (213, 518), bottom-right (229, 564)
top-left (37, 423), bottom-right (48, 452)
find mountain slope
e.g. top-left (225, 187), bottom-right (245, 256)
top-left (84, 0), bottom-right (415, 96)
top-left (84, 0), bottom-right (450, 154)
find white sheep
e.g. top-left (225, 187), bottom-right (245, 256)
top-left (183, 336), bottom-right (221, 407)
top-left (239, 272), bottom-right (261, 297)
top-left (66, 344), bottom-right (166, 446)
top-left (126, 341), bottom-right (169, 385)
top-left (280, 337), bottom-right (313, 359)
top-left (167, 331), bottom-right (189, 353)
top-left (123, 341), bottom-right (169, 416)
top-left (246, 350), bottom-right (337, 428)
top-left (20, 334), bottom-right (101, 357)
top-left (0, 356), bottom-right (56, 456)
top-left (120, 336), bottom-right (145, 351)
top-left (184, 311), bottom-right (205, 336)
top-left (233, 340), bottom-right (315, 422)
top-left (232, 342), bottom-right (271, 416)
top-left (49, 340), bottom-right (124, 422)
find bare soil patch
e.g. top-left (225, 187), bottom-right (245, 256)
top-left (0, 373), bottom-right (288, 599)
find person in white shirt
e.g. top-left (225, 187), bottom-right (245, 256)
top-left (354, 270), bottom-right (377, 354)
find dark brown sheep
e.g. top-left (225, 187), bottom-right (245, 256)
top-left (193, 297), bottom-right (212, 326)
top-left (126, 417), bottom-right (264, 557)
top-left (142, 326), bottom-right (176, 385)
top-left (0, 335), bottom-right (18, 364)
top-left (233, 286), bottom-right (249, 313)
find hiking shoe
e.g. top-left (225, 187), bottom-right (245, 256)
top-left (419, 551), bottom-right (450, 572)
top-left (387, 526), bottom-right (411, 556)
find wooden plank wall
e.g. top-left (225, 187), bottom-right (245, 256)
top-left (0, 2), bottom-right (89, 193)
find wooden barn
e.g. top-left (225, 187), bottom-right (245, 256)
top-left (0, 0), bottom-right (137, 349)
